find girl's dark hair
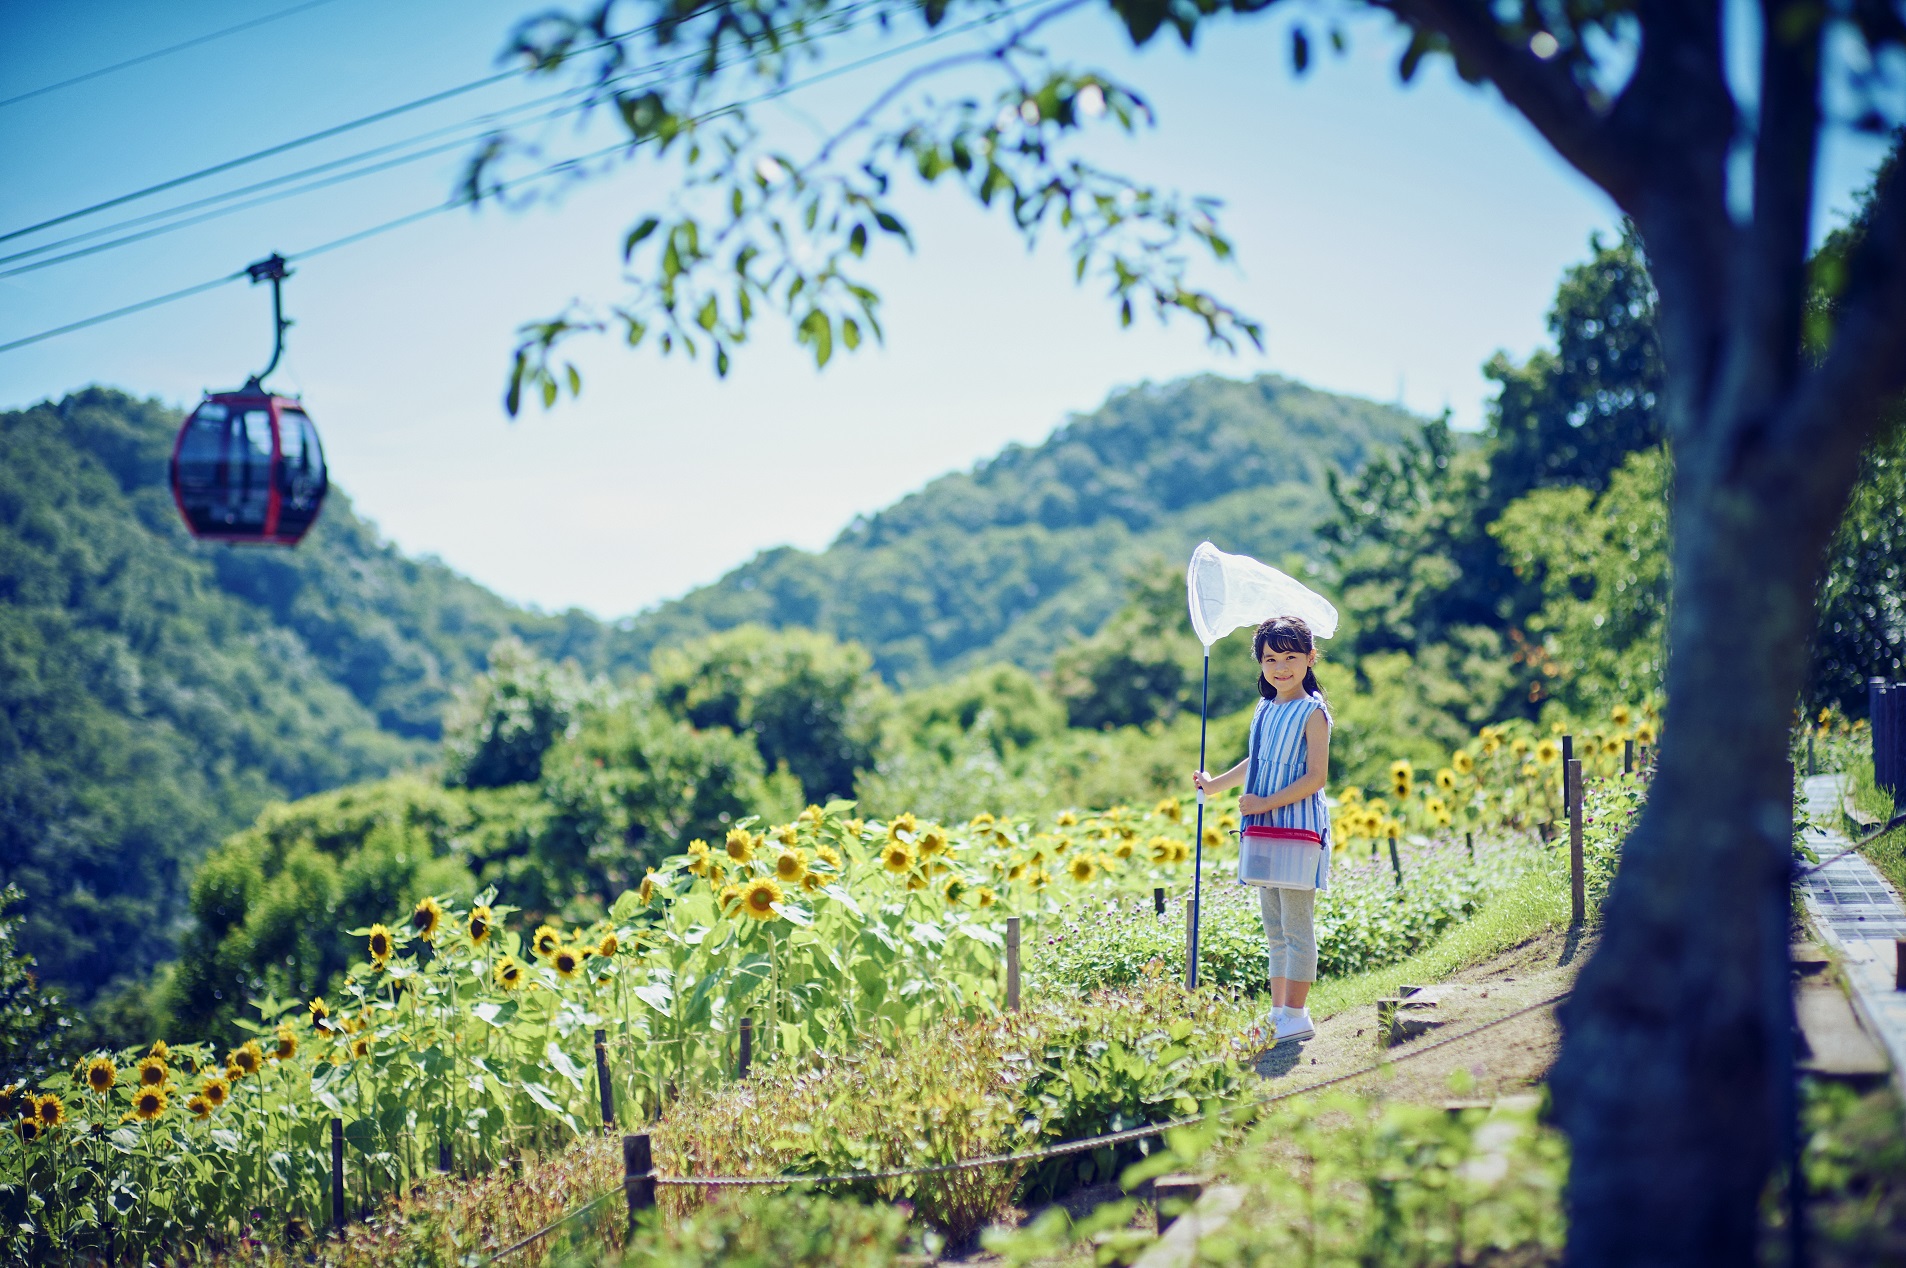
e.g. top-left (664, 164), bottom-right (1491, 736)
top-left (1254, 615), bottom-right (1326, 705)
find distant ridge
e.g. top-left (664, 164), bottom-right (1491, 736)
top-left (611, 373), bottom-right (1422, 681)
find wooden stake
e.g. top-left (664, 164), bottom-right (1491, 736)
top-left (1465, 830), bottom-right (1474, 862)
top-left (1568, 759), bottom-right (1586, 926)
top-left (1387, 835), bottom-right (1404, 887)
top-left (1005, 916), bottom-right (1021, 1010)
top-left (1561, 735), bottom-right (1574, 813)
top-left (1625, 739), bottom-right (1635, 775)
top-left (1895, 939), bottom-right (1905, 992)
top-left (624, 1134), bottom-right (654, 1228)
top-left (1154, 886), bottom-right (1166, 916)
top-left (737, 1017), bottom-right (753, 1078)
top-left (595, 1028), bottom-right (615, 1127)
top-left (330, 1117), bottom-right (345, 1231)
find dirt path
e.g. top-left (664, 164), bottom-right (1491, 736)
top-left (1252, 926), bottom-right (1589, 1106)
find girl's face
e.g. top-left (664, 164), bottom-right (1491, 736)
top-left (1259, 645), bottom-right (1315, 696)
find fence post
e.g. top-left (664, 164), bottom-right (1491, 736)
top-left (624, 1133), bottom-right (655, 1230)
top-left (1465, 830), bottom-right (1474, 862)
top-left (438, 1139), bottom-right (452, 1173)
top-left (1625, 739), bottom-right (1636, 776)
top-left (1561, 734), bottom-right (1574, 814)
top-left (330, 1117), bottom-right (345, 1231)
top-left (1568, 759), bottom-right (1586, 925)
top-left (1896, 939), bottom-right (1906, 992)
top-left (1153, 886), bottom-right (1165, 916)
top-left (595, 1028), bottom-right (615, 1128)
top-left (1805, 732), bottom-right (1815, 778)
top-left (1005, 916), bottom-right (1021, 1011)
top-left (1387, 834), bottom-right (1404, 888)
top-left (737, 1017), bottom-right (753, 1078)
top-left (1184, 897), bottom-right (1199, 989)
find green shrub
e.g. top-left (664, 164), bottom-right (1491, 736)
top-left (586, 1190), bottom-right (918, 1268)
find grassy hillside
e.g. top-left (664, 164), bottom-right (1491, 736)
top-left (615, 374), bottom-right (1421, 680)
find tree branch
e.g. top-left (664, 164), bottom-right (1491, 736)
top-left (1380, 0), bottom-right (1641, 205)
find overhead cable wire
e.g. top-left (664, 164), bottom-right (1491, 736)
top-left (0, 0), bottom-right (1045, 357)
top-left (0, 0), bottom-right (898, 252)
top-left (0, 0), bottom-right (348, 111)
top-left (0, 0), bottom-right (896, 276)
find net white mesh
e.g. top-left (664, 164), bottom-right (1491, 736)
top-left (1185, 541), bottom-right (1339, 648)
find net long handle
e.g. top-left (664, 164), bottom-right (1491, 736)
top-left (1189, 649), bottom-right (1209, 989)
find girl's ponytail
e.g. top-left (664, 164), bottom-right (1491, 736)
top-left (1302, 666), bottom-right (1324, 703)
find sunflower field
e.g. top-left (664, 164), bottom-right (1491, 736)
top-left (1, 704), bottom-right (1656, 1261)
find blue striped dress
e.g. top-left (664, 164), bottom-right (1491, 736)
top-left (1243, 694), bottom-right (1332, 891)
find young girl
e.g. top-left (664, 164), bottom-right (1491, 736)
top-left (1193, 615), bottom-right (1331, 1044)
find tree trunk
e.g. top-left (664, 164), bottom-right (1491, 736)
top-left (1550, 405), bottom-right (1824, 1262)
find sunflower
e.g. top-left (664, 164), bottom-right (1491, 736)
top-left (1435, 768), bottom-right (1457, 792)
top-left (150, 1039), bottom-right (171, 1064)
top-left (881, 839), bottom-right (915, 874)
top-left (942, 875), bottom-right (969, 904)
top-left (1425, 797), bottom-right (1447, 818)
top-left (775, 849), bottom-right (808, 884)
top-left (906, 872), bottom-right (929, 892)
top-left (493, 956), bottom-right (525, 990)
top-left (1153, 797), bottom-right (1183, 823)
top-left (802, 870), bottom-right (824, 892)
top-left (1055, 810), bottom-right (1078, 827)
top-left (774, 823), bottom-right (799, 846)
top-left (83, 1056), bottom-right (116, 1096)
top-left (741, 877), bottom-right (784, 921)
top-left (969, 812), bottom-right (996, 830)
top-left (1175, 841), bottom-right (1195, 863)
top-left (686, 839), bottom-right (713, 876)
top-left (137, 1055), bottom-right (168, 1088)
top-left (16, 1117), bottom-right (41, 1143)
top-left (717, 884), bottom-right (744, 915)
top-left (229, 1041), bottom-right (264, 1079)
top-left (309, 997), bottom-right (332, 1029)
top-left (1114, 839), bottom-right (1136, 860)
top-left (799, 804), bottom-right (825, 824)
top-left (815, 843), bottom-right (842, 871)
top-left (1202, 826), bottom-right (1222, 848)
top-left (0, 1085), bottom-right (17, 1119)
top-left (367, 924), bottom-right (394, 967)
top-left (1049, 835), bottom-right (1070, 854)
top-left (128, 1087), bottom-right (168, 1122)
top-left (351, 1036), bottom-right (372, 1059)
top-left (1007, 860), bottom-right (1028, 881)
top-left (187, 1094), bottom-right (212, 1121)
top-left (1068, 856), bottom-right (1098, 884)
top-left (272, 1026), bottom-right (297, 1062)
top-left (1534, 738), bottom-right (1561, 765)
top-left (35, 1093), bottom-right (65, 1128)
top-left (845, 818), bottom-right (866, 837)
top-left (975, 886), bottom-right (998, 909)
top-left (1452, 751), bottom-right (1475, 775)
top-left (1603, 736), bottom-right (1623, 756)
top-left (1635, 722), bottom-right (1657, 745)
top-left (596, 931), bottom-right (620, 958)
top-left (551, 947), bottom-right (584, 980)
top-left (917, 829), bottom-right (948, 857)
top-left (200, 1076), bottom-right (229, 1109)
top-left (1389, 760), bottom-right (1413, 797)
top-left (533, 924), bottom-right (563, 959)
top-left (1385, 820), bottom-right (1402, 841)
top-left (1148, 836), bottom-right (1173, 864)
top-left (1611, 704), bottom-right (1633, 728)
top-left (724, 828), bottom-right (756, 862)
top-left (410, 896), bottom-right (445, 943)
top-left (1028, 868), bottom-right (1051, 892)
top-left (1337, 786), bottom-right (1363, 805)
top-left (887, 812), bottom-right (918, 840)
top-left (1482, 733), bottom-right (1503, 755)
top-left (636, 871), bottom-right (657, 906)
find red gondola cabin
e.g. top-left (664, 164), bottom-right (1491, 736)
top-left (169, 388), bottom-right (327, 545)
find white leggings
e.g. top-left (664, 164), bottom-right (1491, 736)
top-left (1257, 886), bottom-right (1318, 983)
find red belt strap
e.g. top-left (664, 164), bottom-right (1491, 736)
top-left (1241, 826), bottom-right (1323, 846)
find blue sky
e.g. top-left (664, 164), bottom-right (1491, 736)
top-left (0, 0), bottom-right (1891, 618)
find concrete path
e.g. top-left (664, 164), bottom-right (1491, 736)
top-left (1797, 774), bottom-right (1906, 1093)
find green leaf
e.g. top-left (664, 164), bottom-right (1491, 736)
top-left (622, 217), bottom-right (660, 261)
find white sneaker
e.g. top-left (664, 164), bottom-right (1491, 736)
top-left (1273, 1009), bottom-right (1315, 1044)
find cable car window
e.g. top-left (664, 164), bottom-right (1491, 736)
top-left (276, 410), bottom-right (327, 513)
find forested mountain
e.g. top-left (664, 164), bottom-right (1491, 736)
top-left (0, 390), bottom-right (604, 1001)
top-left (2, 378), bottom-right (1412, 1005)
top-left (619, 375), bottom-right (1421, 680)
